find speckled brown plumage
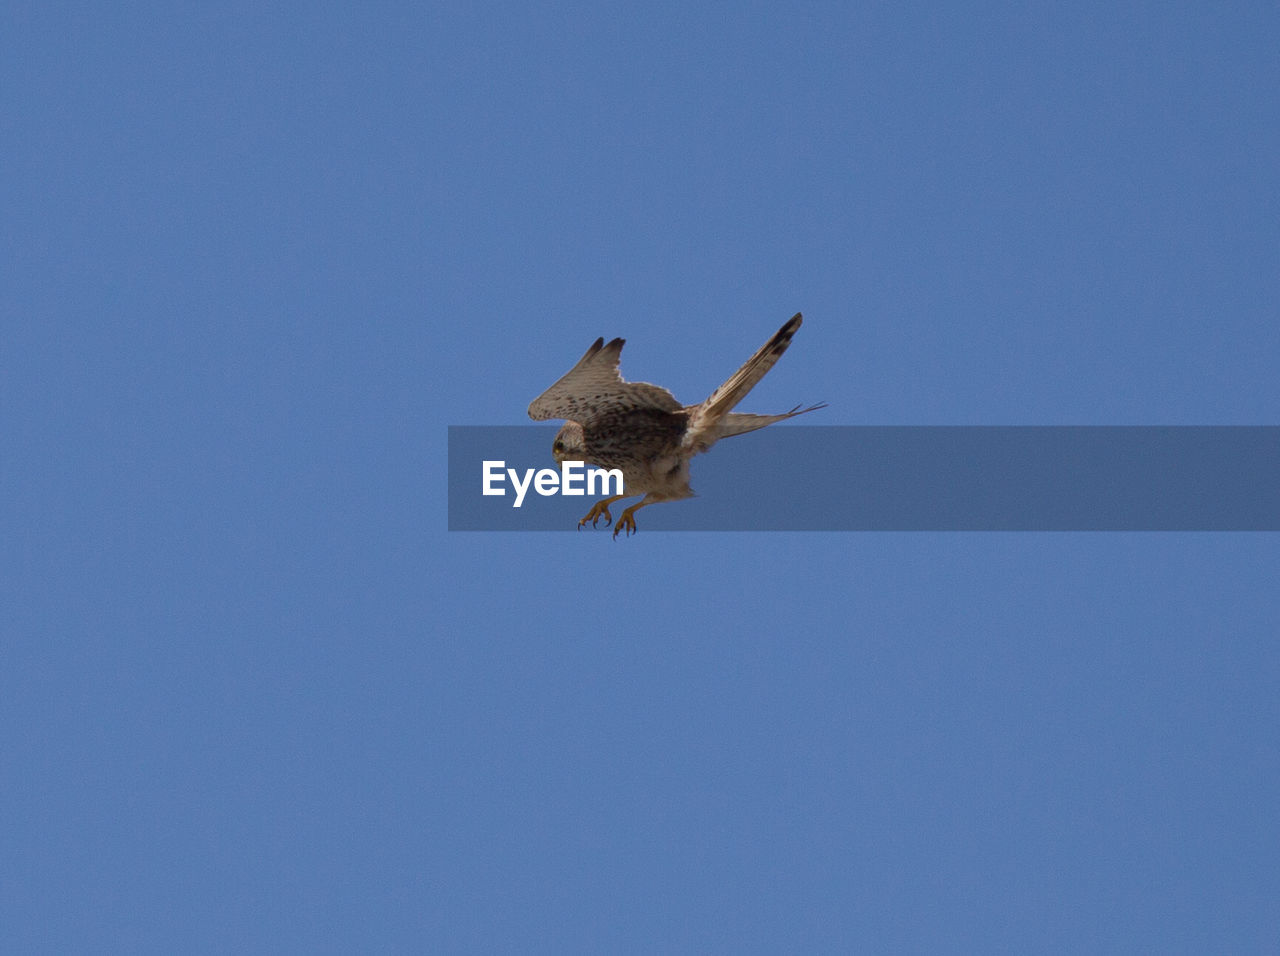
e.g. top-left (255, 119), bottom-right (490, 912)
top-left (527, 313), bottom-right (824, 536)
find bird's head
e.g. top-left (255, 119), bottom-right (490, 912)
top-left (551, 422), bottom-right (586, 464)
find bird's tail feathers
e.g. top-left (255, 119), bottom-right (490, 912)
top-left (712, 404), bottom-right (828, 440)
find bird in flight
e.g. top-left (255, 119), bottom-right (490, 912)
top-left (527, 313), bottom-right (825, 537)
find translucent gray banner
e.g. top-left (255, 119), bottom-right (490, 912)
top-left (448, 426), bottom-right (1280, 531)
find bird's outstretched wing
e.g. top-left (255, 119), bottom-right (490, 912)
top-left (683, 313), bottom-right (809, 450)
top-left (527, 336), bottom-right (682, 424)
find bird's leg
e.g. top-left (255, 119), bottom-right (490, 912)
top-left (579, 494), bottom-right (626, 530)
top-left (613, 497), bottom-right (657, 539)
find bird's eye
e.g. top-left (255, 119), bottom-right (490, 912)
top-left (553, 441), bottom-right (563, 452)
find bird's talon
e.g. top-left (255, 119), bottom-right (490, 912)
top-left (578, 500), bottom-right (616, 530)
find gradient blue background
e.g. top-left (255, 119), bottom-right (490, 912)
top-left (4, 2), bottom-right (1278, 950)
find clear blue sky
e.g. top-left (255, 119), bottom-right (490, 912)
top-left (4, 2), bottom-right (1278, 950)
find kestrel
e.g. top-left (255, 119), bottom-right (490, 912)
top-left (527, 313), bottom-right (825, 537)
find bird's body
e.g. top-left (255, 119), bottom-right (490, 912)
top-left (528, 313), bottom-right (823, 536)
top-left (557, 407), bottom-right (692, 499)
